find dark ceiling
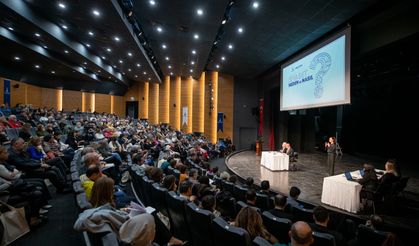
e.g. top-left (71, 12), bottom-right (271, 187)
top-left (0, 0), bottom-right (380, 95)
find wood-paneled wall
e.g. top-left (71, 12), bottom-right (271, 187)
top-left (62, 90), bottom-right (82, 111)
top-left (170, 76), bottom-right (181, 130)
top-left (218, 73), bottom-right (234, 140)
top-left (112, 95), bottom-right (125, 117)
top-left (139, 82), bottom-right (149, 119)
top-left (27, 84), bottom-right (42, 108)
top-left (181, 77), bottom-right (193, 133)
top-left (149, 83), bottom-right (159, 124)
top-left (159, 76), bottom-right (170, 124)
top-left (95, 94), bottom-right (111, 113)
top-left (192, 73), bottom-right (205, 133)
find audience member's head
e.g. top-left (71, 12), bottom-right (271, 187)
top-left (84, 152), bottom-right (101, 167)
top-left (90, 176), bottom-right (115, 207)
top-left (220, 171), bottom-right (230, 181)
top-left (81, 147), bottom-right (95, 156)
top-left (149, 167), bottom-right (163, 183)
top-left (368, 214), bottom-right (384, 231)
top-left (201, 195), bottom-right (216, 212)
top-left (119, 213), bottom-right (156, 246)
top-left (245, 177), bottom-right (254, 187)
top-left (11, 138), bottom-right (25, 151)
top-left (86, 164), bottom-right (102, 182)
top-left (189, 169), bottom-right (198, 180)
top-left (228, 175), bottom-right (237, 184)
top-left (211, 166), bottom-right (219, 174)
top-left (261, 180), bottom-right (270, 191)
top-left (290, 186), bottom-right (301, 199)
top-left (274, 194), bottom-right (288, 209)
top-left (313, 206), bottom-right (329, 226)
top-left (198, 175), bottom-right (210, 186)
top-left (179, 180), bottom-right (193, 197)
top-left (162, 175), bottom-right (177, 191)
top-left (234, 207), bottom-right (265, 240)
top-left (246, 189), bottom-right (257, 205)
top-left (289, 221), bottom-right (314, 246)
top-left (0, 146), bottom-right (9, 161)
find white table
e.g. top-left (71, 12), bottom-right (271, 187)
top-left (260, 151), bottom-right (289, 171)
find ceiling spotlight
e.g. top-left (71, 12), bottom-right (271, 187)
top-left (190, 69), bottom-right (193, 73)
top-left (165, 56), bottom-right (169, 61)
top-left (85, 43), bottom-right (91, 47)
top-left (119, 60), bottom-right (123, 63)
top-left (221, 19), bottom-right (227, 25)
top-left (7, 27), bottom-right (14, 31)
top-left (162, 44), bottom-right (167, 49)
top-left (216, 64), bottom-right (220, 68)
top-left (197, 9), bottom-right (203, 16)
top-left (98, 70), bottom-right (101, 73)
top-left (101, 56), bottom-right (106, 59)
top-left (143, 71), bottom-right (147, 75)
top-left (128, 52), bottom-right (133, 57)
top-left (136, 63), bottom-right (141, 67)
top-left (252, 2), bottom-right (259, 9)
top-left (35, 65), bottom-right (40, 68)
top-left (106, 48), bottom-right (111, 52)
top-left (221, 56), bottom-right (226, 61)
top-left (238, 27), bottom-right (243, 33)
top-left (62, 25), bottom-right (68, 30)
top-left (170, 72), bottom-right (173, 76)
top-left (64, 50), bottom-right (69, 54)
top-left (168, 65), bottom-right (172, 69)
top-left (192, 50), bottom-right (196, 55)
top-left (148, 77), bottom-right (151, 81)
top-left (191, 61), bottom-right (195, 65)
top-left (228, 44), bottom-right (233, 49)
top-left (58, 3), bottom-right (66, 9)
top-left (88, 31), bottom-right (94, 36)
top-left (83, 62), bottom-right (87, 65)
top-left (194, 34), bottom-right (199, 39)
top-left (35, 33), bottom-right (41, 37)
top-left (43, 45), bottom-right (48, 49)
top-left (51, 70), bottom-right (56, 74)
top-left (156, 27), bottom-right (162, 32)
top-left (128, 68), bottom-right (131, 72)
top-left (92, 9), bottom-right (100, 16)
top-left (114, 36), bottom-right (120, 42)
top-left (149, 0), bottom-right (156, 6)
top-left (14, 56), bottom-right (20, 61)
top-left (135, 75), bottom-right (138, 78)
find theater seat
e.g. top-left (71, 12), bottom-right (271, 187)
top-left (212, 217), bottom-right (251, 246)
top-left (292, 206), bottom-right (314, 223)
top-left (72, 181), bottom-right (84, 194)
top-left (150, 183), bottom-right (169, 217)
top-left (165, 191), bottom-right (191, 241)
top-left (256, 193), bottom-right (270, 211)
top-left (357, 224), bottom-right (388, 246)
top-left (185, 202), bottom-right (215, 246)
top-left (312, 231), bottom-right (336, 246)
top-left (233, 185), bottom-right (248, 202)
top-left (141, 176), bottom-right (154, 206)
top-left (253, 236), bottom-right (272, 246)
top-left (262, 211), bottom-right (291, 244)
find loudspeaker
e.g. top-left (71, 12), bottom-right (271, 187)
top-left (251, 107), bottom-right (258, 116)
top-left (13, 84), bottom-right (19, 88)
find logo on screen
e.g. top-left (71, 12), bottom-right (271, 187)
top-left (310, 52), bottom-right (331, 98)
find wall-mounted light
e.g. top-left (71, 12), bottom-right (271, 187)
top-left (173, 103), bottom-right (176, 108)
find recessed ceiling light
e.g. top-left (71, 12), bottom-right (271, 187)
top-left (43, 45), bottom-right (48, 49)
top-left (62, 25), bottom-right (68, 30)
top-left (114, 36), bottom-right (120, 42)
top-left (197, 9), bottom-right (203, 16)
top-left (170, 72), bottom-right (173, 76)
top-left (162, 44), bottom-right (167, 49)
top-left (109, 76), bottom-right (112, 79)
top-left (51, 70), bottom-right (56, 74)
top-left (168, 65), bottom-right (172, 69)
top-left (156, 27), bottom-right (162, 32)
top-left (106, 48), bottom-right (111, 52)
top-left (149, 0), bottom-right (156, 6)
top-left (64, 50), bottom-right (69, 54)
top-left (252, 2), bottom-right (259, 9)
top-left (98, 70), bottom-right (101, 73)
top-left (222, 19), bottom-right (227, 25)
top-left (119, 60), bottom-right (123, 63)
top-left (128, 52), bottom-right (133, 57)
top-left (216, 64), bottom-right (220, 68)
top-left (238, 27), bottom-right (243, 33)
top-left (101, 56), bottom-right (106, 59)
top-left (143, 71), bottom-right (147, 75)
top-left (135, 75), bottom-right (138, 78)
top-left (58, 2), bottom-right (66, 9)
top-left (165, 56), bottom-right (169, 61)
top-left (35, 33), bottom-right (41, 37)
top-left (136, 63), bottom-right (141, 67)
top-left (7, 27), bottom-right (14, 31)
top-left (128, 68), bottom-right (131, 72)
top-left (85, 43), bottom-right (91, 47)
top-left (190, 69), bottom-right (193, 72)
top-left (194, 34), bottom-right (199, 39)
top-left (228, 44), bottom-right (233, 49)
top-left (35, 65), bottom-right (40, 68)
top-left (148, 77), bottom-right (151, 80)
top-left (83, 62), bottom-right (87, 65)
top-left (221, 56), bottom-right (226, 61)
top-left (191, 61), bottom-right (195, 65)
top-left (92, 9), bottom-right (100, 16)
top-left (192, 50), bottom-right (196, 55)
top-left (88, 31), bottom-right (94, 36)
top-left (14, 56), bottom-right (20, 61)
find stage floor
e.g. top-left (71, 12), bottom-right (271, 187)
top-left (226, 150), bottom-right (419, 212)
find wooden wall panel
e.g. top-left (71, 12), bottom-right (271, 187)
top-left (27, 84), bottom-right (42, 108)
top-left (217, 73), bottom-right (234, 140)
top-left (41, 88), bottom-right (59, 109)
top-left (204, 72), bottom-right (218, 143)
top-left (113, 95), bottom-right (125, 117)
top-left (181, 77), bottom-right (193, 133)
top-left (82, 92), bottom-right (95, 112)
top-left (149, 83), bottom-right (159, 124)
top-left (159, 76), bottom-right (170, 123)
top-left (192, 73), bottom-right (205, 133)
top-left (0, 78), bottom-right (4, 104)
top-left (62, 90), bottom-right (82, 111)
top-left (139, 82), bottom-right (149, 119)
top-left (170, 76), bottom-right (181, 130)
top-left (124, 83), bottom-right (139, 102)
top-left (10, 81), bottom-right (27, 106)
top-left (95, 93), bottom-right (111, 113)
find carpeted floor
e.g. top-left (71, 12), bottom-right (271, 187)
top-left (11, 192), bottom-right (84, 246)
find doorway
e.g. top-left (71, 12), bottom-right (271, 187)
top-left (125, 101), bottom-right (138, 119)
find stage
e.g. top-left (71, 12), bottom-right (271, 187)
top-left (226, 150), bottom-right (419, 214)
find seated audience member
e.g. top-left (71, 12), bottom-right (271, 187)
top-left (259, 180), bottom-right (272, 197)
top-left (149, 167), bottom-right (163, 183)
top-left (215, 190), bottom-right (236, 222)
top-left (207, 166), bottom-right (219, 176)
top-left (200, 195), bottom-right (221, 217)
top-left (243, 177), bottom-right (256, 189)
top-left (119, 213), bottom-right (156, 246)
top-left (376, 160), bottom-right (400, 200)
top-left (19, 123), bottom-right (32, 142)
top-left (161, 174), bottom-right (177, 192)
top-left (269, 195), bottom-right (293, 221)
top-left (310, 206), bottom-right (345, 246)
top-left (234, 207), bottom-right (278, 243)
top-left (8, 115), bottom-right (22, 128)
top-left (287, 221), bottom-right (314, 246)
top-left (179, 180), bottom-right (193, 201)
top-left (80, 165), bottom-right (103, 200)
top-left (228, 174), bottom-right (238, 184)
top-left (365, 214), bottom-right (385, 231)
top-left (287, 186), bottom-right (303, 208)
top-left (178, 164), bottom-right (188, 184)
top-left (36, 124), bottom-right (48, 137)
top-left (220, 171), bottom-right (230, 181)
top-left (188, 168), bottom-right (199, 183)
top-left (245, 189), bottom-right (258, 208)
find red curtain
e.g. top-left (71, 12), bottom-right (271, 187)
top-left (258, 99), bottom-right (264, 137)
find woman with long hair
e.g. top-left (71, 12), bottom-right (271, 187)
top-left (234, 207), bottom-right (278, 243)
top-left (90, 176), bottom-right (115, 207)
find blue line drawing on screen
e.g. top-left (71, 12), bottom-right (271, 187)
top-left (310, 52), bottom-right (331, 98)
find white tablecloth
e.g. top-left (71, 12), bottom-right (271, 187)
top-left (260, 151), bottom-right (289, 171)
top-left (321, 170), bottom-right (364, 213)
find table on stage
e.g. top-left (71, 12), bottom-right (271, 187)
top-left (260, 151), bottom-right (289, 171)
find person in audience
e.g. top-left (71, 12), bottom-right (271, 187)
top-left (200, 195), bottom-right (221, 217)
top-left (287, 186), bottom-right (303, 208)
top-left (89, 176), bottom-right (116, 208)
top-left (18, 123), bottom-right (32, 142)
top-left (178, 164), bottom-right (188, 184)
top-left (80, 165), bottom-right (103, 200)
top-left (234, 207), bottom-right (278, 243)
top-left (119, 213), bottom-right (156, 246)
top-left (149, 167), bottom-right (163, 183)
top-left (245, 189), bottom-right (258, 208)
top-left (243, 177), bottom-right (256, 190)
top-left (8, 114), bottom-right (22, 128)
top-left (179, 180), bottom-right (193, 201)
top-left (365, 214), bottom-right (385, 231)
top-left (287, 221), bottom-right (314, 246)
top-left (188, 168), bottom-right (199, 184)
top-left (215, 190), bottom-right (236, 222)
top-left (228, 174), bottom-right (238, 184)
top-left (207, 166), bottom-right (219, 176)
top-left (161, 175), bottom-right (177, 192)
top-left (220, 171), bottom-right (230, 181)
top-left (36, 124), bottom-right (47, 137)
top-left (310, 206), bottom-right (345, 246)
top-left (325, 136), bottom-right (337, 176)
top-left (269, 195), bottom-right (294, 221)
top-left (259, 180), bottom-right (272, 197)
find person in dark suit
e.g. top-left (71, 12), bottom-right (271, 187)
top-left (268, 194), bottom-right (293, 221)
top-left (279, 142), bottom-right (287, 153)
top-left (310, 206), bottom-right (346, 246)
top-left (325, 137), bottom-right (337, 176)
top-left (376, 160), bottom-right (400, 202)
top-left (358, 163), bottom-right (379, 210)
